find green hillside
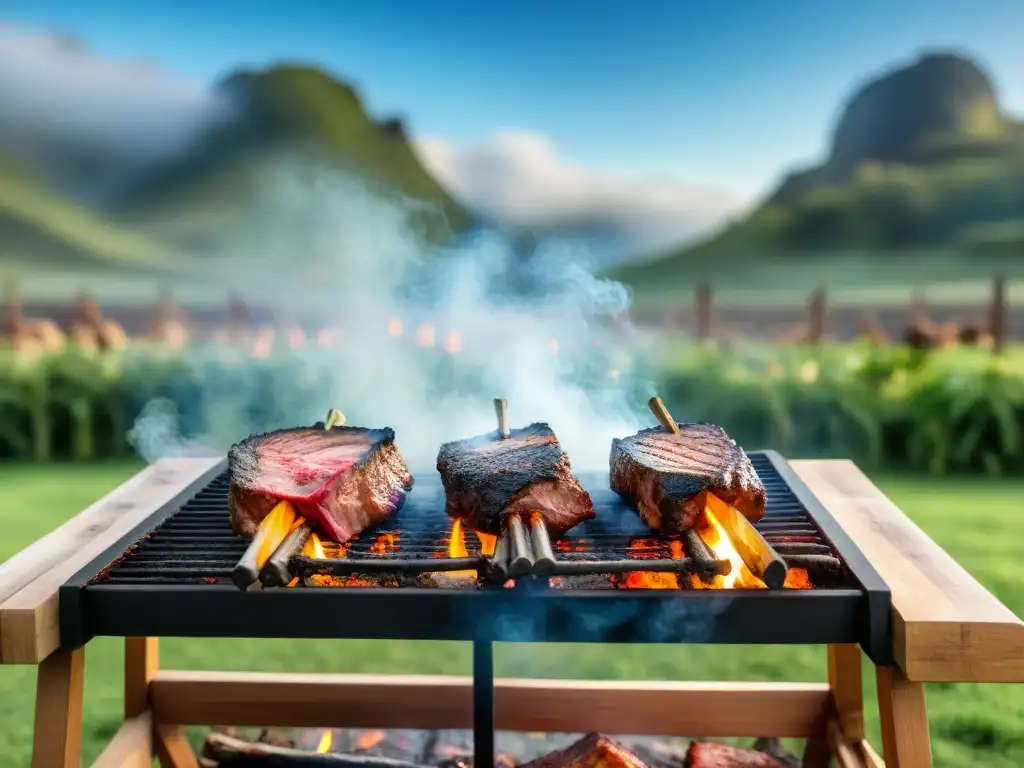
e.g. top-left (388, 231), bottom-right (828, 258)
top-left (0, 159), bottom-right (187, 275)
top-left (615, 52), bottom-right (1024, 295)
top-left (112, 65), bottom-right (469, 248)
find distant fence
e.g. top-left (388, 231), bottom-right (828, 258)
top-left (5, 276), bottom-right (1020, 349)
top-left (631, 276), bottom-right (1019, 349)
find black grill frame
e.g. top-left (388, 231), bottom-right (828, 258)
top-left (59, 451), bottom-right (892, 663)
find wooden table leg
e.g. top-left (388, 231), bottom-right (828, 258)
top-left (155, 725), bottom-right (200, 768)
top-left (877, 665), bottom-right (933, 768)
top-left (125, 637), bottom-right (159, 718)
top-left (829, 644), bottom-right (865, 740)
top-left (126, 637), bottom-right (199, 768)
top-left (31, 647), bottom-right (85, 768)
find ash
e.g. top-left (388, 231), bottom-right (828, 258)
top-left (208, 727), bottom-right (802, 767)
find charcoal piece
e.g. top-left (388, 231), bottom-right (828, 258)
top-left (610, 424), bottom-right (766, 535)
top-left (228, 425), bottom-right (413, 543)
top-left (436, 423), bottom-right (594, 536)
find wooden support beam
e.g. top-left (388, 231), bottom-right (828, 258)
top-left (828, 644), bottom-right (865, 741)
top-left (150, 671), bottom-right (830, 738)
top-left (125, 637), bottom-right (159, 718)
top-left (32, 647), bottom-right (85, 768)
top-left (155, 725), bottom-right (200, 768)
top-left (88, 713), bottom-right (153, 768)
top-left (877, 665), bottom-right (932, 768)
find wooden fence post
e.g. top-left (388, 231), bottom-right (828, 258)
top-left (695, 283), bottom-right (713, 341)
top-left (990, 275), bottom-right (1006, 354)
top-left (807, 287), bottom-right (827, 343)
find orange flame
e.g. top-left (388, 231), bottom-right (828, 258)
top-left (619, 538), bottom-right (685, 589)
top-left (354, 731), bottom-right (386, 751)
top-left (388, 318), bottom-right (404, 337)
top-left (784, 567), bottom-right (812, 589)
top-left (317, 730), bottom-right (333, 753)
top-left (255, 501), bottom-right (297, 569)
top-left (370, 533), bottom-right (399, 554)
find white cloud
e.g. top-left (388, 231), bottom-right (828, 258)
top-left (414, 129), bottom-right (741, 259)
top-left (0, 24), bottom-right (229, 179)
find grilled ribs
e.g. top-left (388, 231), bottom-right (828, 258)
top-left (228, 424), bottom-right (413, 543)
top-left (436, 422), bottom-right (595, 536)
top-left (609, 423), bottom-right (765, 536)
top-left (520, 733), bottom-right (647, 768)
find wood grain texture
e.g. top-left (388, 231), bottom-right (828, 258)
top-left (32, 646), bottom-right (85, 768)
top-left (0, 457), bottom-right (225, 664)
top-left (87, 713), bottom-right (153, 768)
top-left (151, 671), bottom-right (831, 738)
top-left (877, 664), bottom-right (932, 768)
top-left (828, 644), bottom-right (865, 740)
top-left (155, 725), bottom-right (199, 768)
top-left (125, 637), bottom-right (159, 718)
top-left (792, 458), bottom-right (1024, 683)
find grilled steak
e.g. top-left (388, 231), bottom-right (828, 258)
top-left (436, 422), bottom-right (595, 536)
top-left (228, 424), bottom-right (413, 543)
top-left (521, 733), bottom-right (646, 768)
top-left (609, 423), bottom-right (765, 536)
top-left (687, 741), bottom-right (787, 768)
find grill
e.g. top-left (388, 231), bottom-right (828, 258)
top-left (60, 451), bottom-right (890, 658)
top-left (59, 449), bottom-right (891, 768)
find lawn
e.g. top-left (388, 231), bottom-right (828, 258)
top-left (0, 462), bottom-right (1022, 767)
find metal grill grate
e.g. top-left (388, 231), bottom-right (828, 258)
top-left (61, 450), bottom-right (891, 661)
top-left (92, 452), bottom-right (846, 587)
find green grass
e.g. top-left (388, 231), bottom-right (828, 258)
top-left (1, 463), bottom-right (1022, 767)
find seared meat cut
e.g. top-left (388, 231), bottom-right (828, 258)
top-left (687, 741), bottom-right (787, 768)
top-left (228, 424), bottom-right (413, 543)
top-left (521, 733), bottom-right (647, 768)
top-left (436, 422), bottom-right (595, 536)
top-left (610, 423), bottom-right (765, 536)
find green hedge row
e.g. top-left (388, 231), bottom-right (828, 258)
top-left (0, 343), bottom-right (1021, 475)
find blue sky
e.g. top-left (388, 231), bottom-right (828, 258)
top-left (3, 0), bottom-right (1023, 202)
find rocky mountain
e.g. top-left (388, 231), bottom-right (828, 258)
top-left (108, 65), bottom-right (469, 248)
top-left (615, 51), bottom-right (1024, 291)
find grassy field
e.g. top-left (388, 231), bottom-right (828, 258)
top-left (0, 463), bottom-right (1022, 767)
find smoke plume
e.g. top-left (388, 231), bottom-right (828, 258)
top-left (130, 157), bottom-right (655, 472)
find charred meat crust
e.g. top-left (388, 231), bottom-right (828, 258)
top-left (609, 423), bottom-right (766, 535)
top-left (520, 733), bottom-right (647, 768)
top-left (436, 422), bottom-right (595, 536)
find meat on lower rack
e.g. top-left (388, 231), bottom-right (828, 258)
top-left (520, 733), bottom-right (648, 768)
top-left (436, 422), bottom-right (595, 537)
top-left (228, 424), bottom-right (413, 543)
top-left (610, 423), bottom-right (766, 536)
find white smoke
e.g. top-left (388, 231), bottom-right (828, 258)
top-left (129, 157), bottom-right (652, 472)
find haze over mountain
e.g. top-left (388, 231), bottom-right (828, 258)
top-left (0, 24), bottom-right (733, 269)
top-left (615, 51), bottom-right (1024, 291)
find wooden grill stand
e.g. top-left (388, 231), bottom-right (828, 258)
top-left (2, 458), bottom-right (1022, 768)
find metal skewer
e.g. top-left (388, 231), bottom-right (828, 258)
top-left (260, 521), bottom-right (312, 587)
top-left (528, 515), bottom-right (556, 574)
top-left (494, 398), bottom-right (510, 439)
top-left (505, 515), bottom-right (534, 576)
